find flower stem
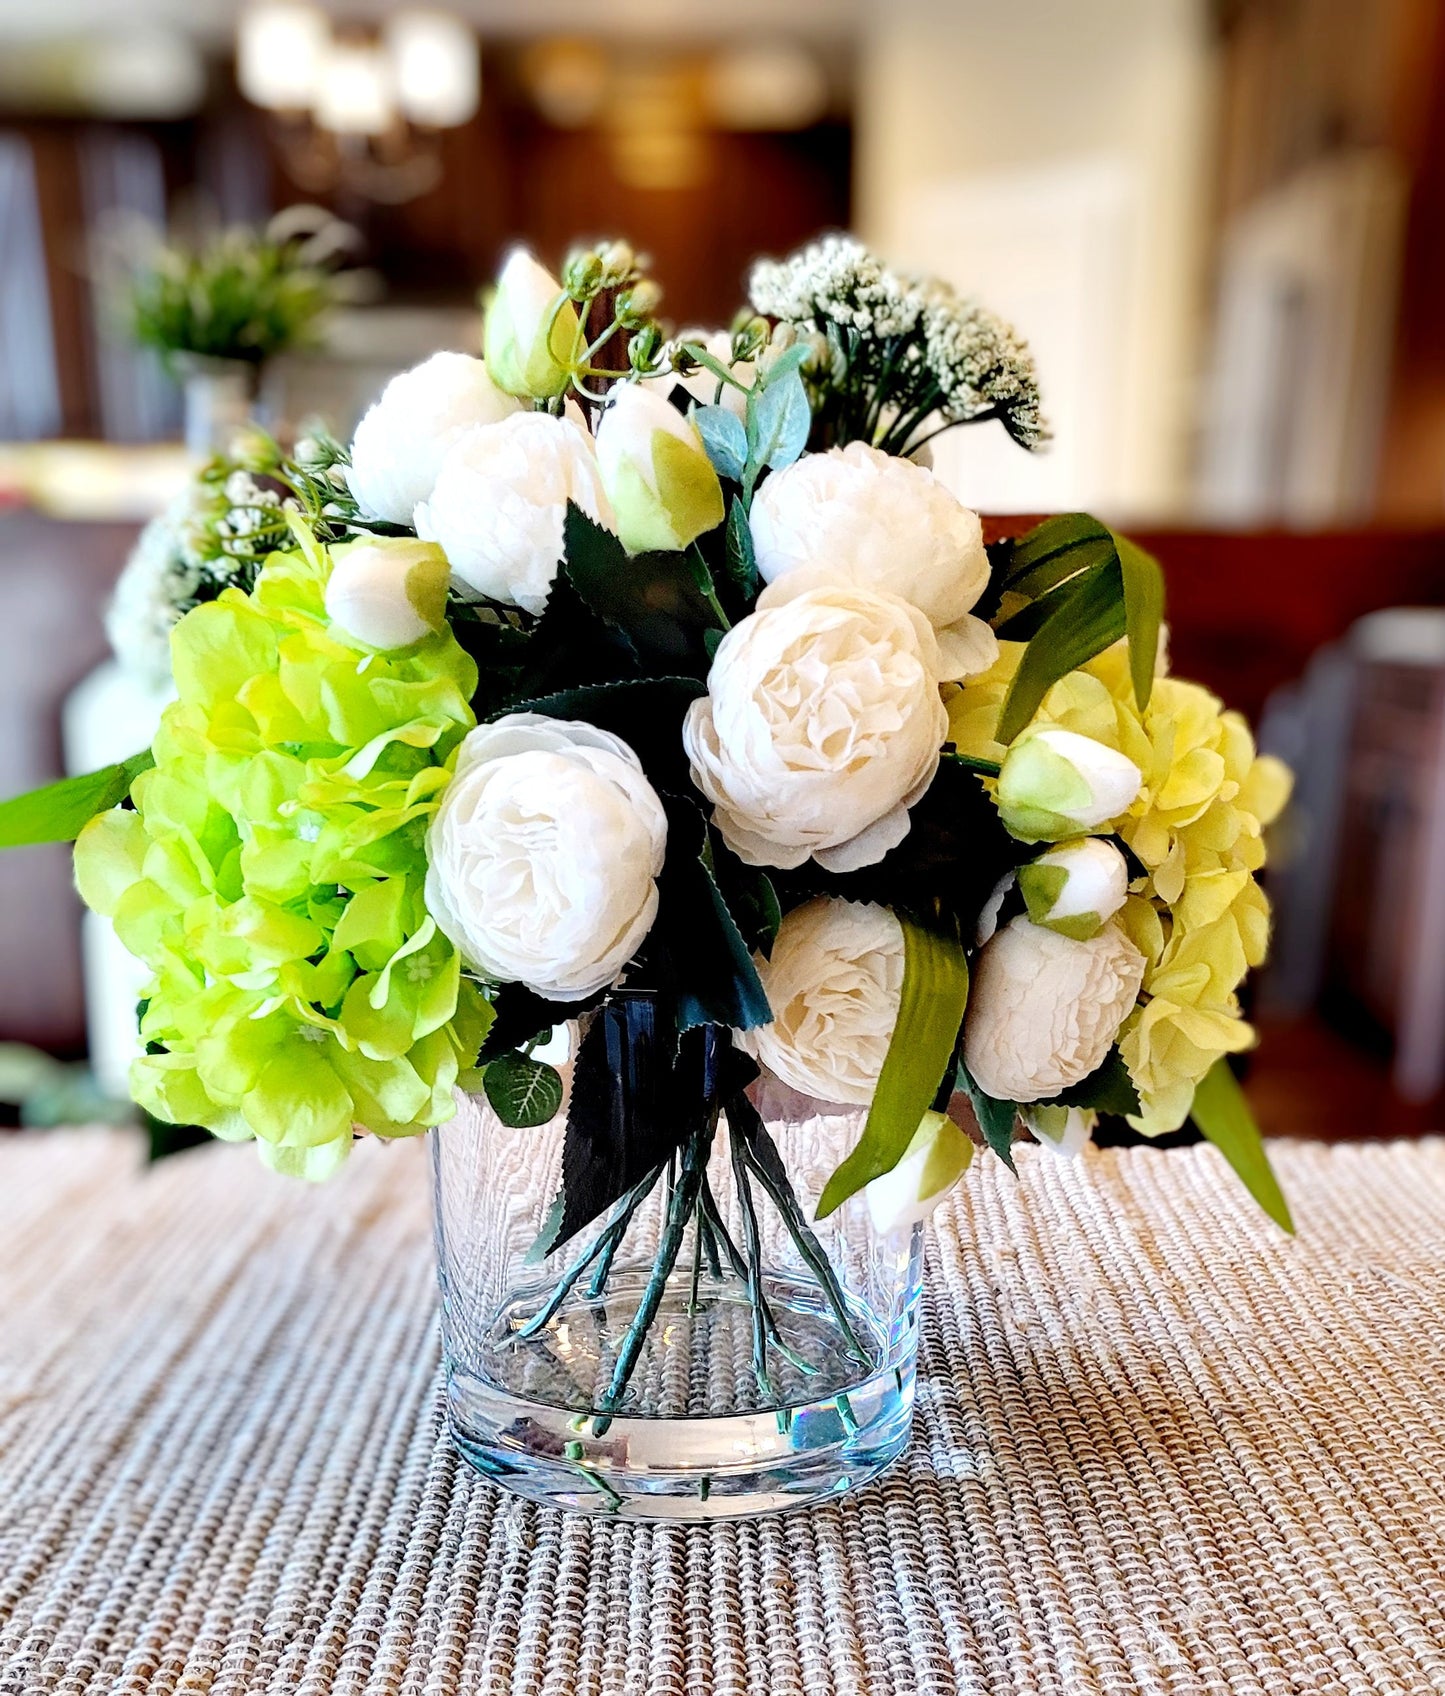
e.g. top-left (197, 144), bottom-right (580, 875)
top-left (729, 1128), bottom-right (776, 1402)
top-left (515, 1165), bottom-right (662, 1341)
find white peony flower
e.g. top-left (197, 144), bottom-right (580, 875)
top-left (1016, 837), bottom-right (1130, 940)
top-left (323, 537), bottom-right (450, 650)
top-left (347, 352), bottom-right (520, 525)
top-left (594, 381), bottom-right (724, 554)
top-left (996, 727), bottom-right (1143, 843)
top-left (483, 247), bottom-right (577, 400)
top-left (425, 714), bottom-right (667, 1000)
top-left (742, 898), bottom-right (903, 1104)
top-left (683, 584), bottom-right (948, 871)
top-left (864, 1109), bottom-right (974, 1233)
top-left (749, 442), bottom-right (997, 680)
top-left (964, 916), bottom-right (1145, 1103)
top-left (415, 412), bottom-right (615, 615)
top-left (1021, 1104), bottom-right (1097, 1159)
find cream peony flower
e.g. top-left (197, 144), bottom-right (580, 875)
top-left (347, 352), bottom-right (520, 526)
top-left (964, 916), bottom-right (1146, 1102)
top-left (415, 412), bottom-right (614, 615)
top-left (742, 898), bottom-right (904, 1104)
top-left (749, 442), bottom-right (997, 680)
top-left (683, 584), bottom-right (948, 872)
top-left (425, 714), bottom-right (667, 1000)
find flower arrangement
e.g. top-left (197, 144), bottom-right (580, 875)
top-left (1, 233), bottom-right (1293, 1432)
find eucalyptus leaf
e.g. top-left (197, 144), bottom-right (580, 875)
top-left (0, 750), bottom-right (155, 848)
top-left (756, 341), bottom-right (811, 385)
top-left (1189, 1058), bottom-right (1294, 1233)
top-left (483, 1051), bottom-right (565, 1129)
top-left (723, 495), bottom-right (758, 596)
top-left (747, 370), bottom-right (811, 473)
top-left (693, 405), bottom-right (748, 482)
top-left (816, 916), bottom-right (970, 1218)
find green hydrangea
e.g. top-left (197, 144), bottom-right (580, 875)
top-left (75, 518), bottom-right (491, 1177)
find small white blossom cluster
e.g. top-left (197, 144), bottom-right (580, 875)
top-left (105, 497), bottom-right (204, 687)
top-left (748, 235), bottom-right (922, 339)
top-left (921, 287), bottom-right (1048, 448)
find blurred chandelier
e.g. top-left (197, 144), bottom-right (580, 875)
top-left (235, 4), bottom-right (480, 203)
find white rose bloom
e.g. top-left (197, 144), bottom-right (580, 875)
top-left (683, 584), bottom-right (948, 872)
top-left (742, 898), bottom-right (904, 1104)
top-left (749, 442), bottom-right (997, 681)
top-left (425, 714), bottom-right (667, 1000)
top-left (415, 412), bottom-right (615, 616)
top-left (347, 352), bottom-right (520, 525)
top-left (1017, 837), bottom-right (1130, 940)
top-left (642, 329), bottom-right (755, 419)
top-left (964, 916), bottom-right (1146, 1103)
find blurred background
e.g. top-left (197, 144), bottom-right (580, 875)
top-left (3, 0), bottom-right (1444, 1141)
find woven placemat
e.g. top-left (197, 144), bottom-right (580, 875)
top-left (2, 1128), bottom-right (1444, 1696)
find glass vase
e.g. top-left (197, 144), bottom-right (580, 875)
top-left (431, 1002), bottom-right (924, 1520)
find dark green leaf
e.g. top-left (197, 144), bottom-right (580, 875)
top-left (1113, 529), bottom-right (1165, 712)
top-left (483, 1051), bottom-right (565, 1128)
top-left (996, 559), bottom-right (1128, 744)
top-left (1189, 1058), bottom-right (1294, 1233)
top-left (1049, 1048), bottom-right (1141, 1115)
top-left (0, 750), bottom-right (154, 848)
top-left (144, 1114), bottom-right (214, 1164)
top-left (561, 505), bottom-right (720, 678)
top-left (505, 676), bottom-right (705, 792)
top-left (477, 983), bottom-right (599, 1063)
top-left (693, 404), bottom-right (747, 482)
top-left (723, 496), bottom-right (758, 597)
top-left (816, 917), bottom-right (970, 1218)
top-left (999, 513), bottom-right (1112, 588)
top-left (958, 1063), bottom-right (1019, 1171)
top-left (747, 369), bottom-right (811, 472)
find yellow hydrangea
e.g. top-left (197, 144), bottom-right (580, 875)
top-left (947, 640), bottom-right (1292, 1135)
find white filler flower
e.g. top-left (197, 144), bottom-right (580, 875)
top-left (743, 898), bottom-right (904, 1104)
top-left (425, 714), bottom-right (667, 1001)
top-left (683, 584), bottom-right (948, 871)
top-left (749, 442), bottom-right (997, 680)
top-left (347, 352), bottom-right (520, 526)
top-left (964, 916), bottom-right (1146, 1103)
top-left (416, 412), bottom-right (614, 615)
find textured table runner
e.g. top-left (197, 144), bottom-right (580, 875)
top-left (2, 1129), bottom-right (1444, 1696)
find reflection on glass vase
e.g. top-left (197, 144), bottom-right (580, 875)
top-left (431, 998), bottom-right (924, 1520)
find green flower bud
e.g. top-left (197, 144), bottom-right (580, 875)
top-left (562, 249), bottom-right (604, 301)
top-left (996, 728), bottom-right (1142, 843)
top-left (615, 279), bottom-right (663, 328)
top-left (483, 247), bottom-right (577, 400)
top-left (1017, 837), bottom-right (1129, 940)
top-left (863, 1110), bottom-right (974, 1233)
top-left (1021, 1104), bottom-right (1097, 1158)
top-left (594, 382), bottom-right (724, 554)
top-left (323, 537), bottom-right (450, 649)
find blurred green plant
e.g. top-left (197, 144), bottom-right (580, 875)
top-left (0, 1044), bottom-right (134, 1130)
top-left (123, 206), bottom-right (361, 370)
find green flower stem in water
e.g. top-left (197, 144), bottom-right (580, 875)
top-left (729, 1129), bottom-right (777, 1402)
top-left (515, 1166), bottom-right (663, 1343)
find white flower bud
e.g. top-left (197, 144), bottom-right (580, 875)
top-left (864, 1110), bottom-right (974, 1234)
top-left (964, 917), bottom-right (1145, 1103)
top-left (996, 728), bottom-right (1142, 843)
top-left (347, 352), bottom-right (520, 525)
top-left (323, 537), bottom-right (449, 649)
top-left (594, 382), bottom-right (724, 554)
top-left (1021, 1104), bottom-right (1097, 1159)
top-left (483, 247), bottom-right (578, 400)
top-left (1016, 838), bottom-right (1129, 940)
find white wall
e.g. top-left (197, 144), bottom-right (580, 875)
top-left (855, 0), bottom-right (1214, 520)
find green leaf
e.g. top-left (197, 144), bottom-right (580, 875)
top-left (483, 1051), bottom-right (565, 1128)
top-left (1112, 529), bottom-right (1165, 713)
top-left (507, 676), bottom-right (705, 794)
top-left (561, 505), bottom-right (720, 677)
top-left (1049, 1048), bottom-right (1141, 1116)
top-left (999, 513), bottom-right (1112, 589)
top-left (723, 495), bottom-right (758, 596)
top-left (958, 1063), bottom-right (1019, 1171)
top-left (747, 369), bottom-right (811, 473)
top-left (996, 560), bottom-right (1128, 745)
top-left (755, 341), bottom-right (811, 385)
top-left (816, 916), bottom-right (970, 1218)
top-left (693, 404), bottom-right (747, 482)
top-left (1189, 1058), bottom-right (1294, 1233)
top-left (0, 750), bottom-right (155, 848)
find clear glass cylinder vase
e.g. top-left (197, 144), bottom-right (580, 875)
top-left (431, 1016), bottom-right (924, 1521)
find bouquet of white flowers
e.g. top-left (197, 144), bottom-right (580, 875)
top-left (0, 235), bottom-right (1292, 1513)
